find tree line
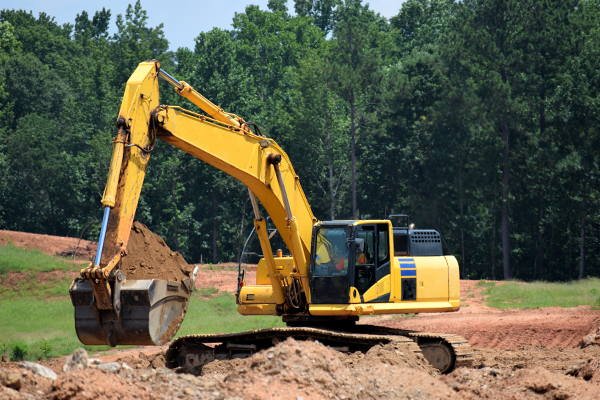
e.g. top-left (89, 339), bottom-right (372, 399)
top-left (1, 0), bottom-right (599, 281)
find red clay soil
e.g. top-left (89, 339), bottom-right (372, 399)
top-left (194, 265), bottom-right (257, 293)
top-left (367, 280), bottom-right (600, 350)
top-left (7, 338), bottom-right (600, 400)
top-left (380, 305), bottom-right (600, 349)
top-left (0, 230), bottom-right (97, 261)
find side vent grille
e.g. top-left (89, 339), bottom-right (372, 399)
top-left (408, 229), bottom-right (443, 256)
top-left (410, 232), bottom-right (441, 243)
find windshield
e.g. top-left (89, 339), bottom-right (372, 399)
top-left (312, 226), bottom-right (351, 303)
top-left (315, 227), bottom-right (349, 275)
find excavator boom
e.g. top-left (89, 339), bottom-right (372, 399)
top-left (71, 60), bottom-right (317, 346)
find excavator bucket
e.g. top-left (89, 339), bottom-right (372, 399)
top-left (69, 277), bottom-right (192, 346)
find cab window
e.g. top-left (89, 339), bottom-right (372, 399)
top-left (356, 226), bottom-right (374, 265)
top-left (378, 229), bottom-right (388, 262)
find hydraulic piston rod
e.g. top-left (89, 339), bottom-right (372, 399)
top-left (156, 65), bottom-right (243, 129)
top-left (94, 206), bottom-right (111, 267)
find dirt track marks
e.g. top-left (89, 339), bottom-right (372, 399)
top-left (379, 306), bottom-right (600, 349)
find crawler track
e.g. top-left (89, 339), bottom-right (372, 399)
top-left (165, 325), bottom-right (472, 373)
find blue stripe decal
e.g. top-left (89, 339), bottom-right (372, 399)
top-left (400, 263), bottom-right (416, 268)
top-left (401, 269), bottom-right (416, 277)
top-left (397, 258), bottom-right (414, 262)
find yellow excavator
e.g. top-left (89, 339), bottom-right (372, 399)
top-left (69, 60), bottom-right (472, 373)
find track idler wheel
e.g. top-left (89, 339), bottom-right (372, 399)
top-left (419, 342), bottom-right (455, 374)
top-left (177, 344), bottom-right (215, 374)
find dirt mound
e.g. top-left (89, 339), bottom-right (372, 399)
top-left (472, 346), bottom-right (600, 373)
top-left (117, 352), bottom-right (167, 370)
top-left (220, 338), bottom-right (456, 400)
top-left (119, 222), bottom-right (193, 282)
top-left (201, 358), bottom-right (249, 376)
top-left (338, 341), bottom-right (436, 374)
top-left (442, 366), bottom-right (600, 399)
top-left (566, 357), bottom-right (600, 382)
top-left (9, 340), bottom-right (600, 399)
top-left (0, 366), bottom-right (54, 399)
top-left (50, 368), bottom-right (152, 400)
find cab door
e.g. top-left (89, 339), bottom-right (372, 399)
top-left (355, 224), bottom-right (392, 302)
top-left (354, 225), bottom-right (376, 297)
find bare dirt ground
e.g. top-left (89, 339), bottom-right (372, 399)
top-left (365, 280), bottom-right (600, 350)
top-left (0, 230), bottom-right (97, 261)
top-left (5, 338), bottom-right (600, 399)
top-left (194, 264), bottom-right (257, 293)
top-left (4, 230), bottom-right (600, 398)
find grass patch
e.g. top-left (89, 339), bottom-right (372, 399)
top-left (0, 272), bottom-right (75, 299)
top-left (475, 279), bottom-right (497, 288)
top-left (177, 290), bottom-right (285, 337)
top-left (0, 298), bottom-right (112, 361)
top-left (200, 264), bottom-right (238, 271)
top-left (192, 286), bottom-right (220, 300)
top-left (0, 243), bottom-right (79, 274)
top-left (484, 278), bottom-right (600, 309)
top-left (0, 284), bottom-right (284, 361)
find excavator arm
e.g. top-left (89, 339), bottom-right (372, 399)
top-left (72, 60), bottom-right (316, 346)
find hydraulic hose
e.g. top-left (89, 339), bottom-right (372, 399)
top-left (94, 206), bottom-right (111, 267)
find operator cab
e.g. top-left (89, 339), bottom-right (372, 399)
top-left (309, 217), bottom-right (443, 304)
top-left (309, 220), bottom-right (390, 304)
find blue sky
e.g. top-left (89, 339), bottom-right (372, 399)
top-left (8, 0), bottom-right (406, 51)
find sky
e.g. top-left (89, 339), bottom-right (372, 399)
top-left (8, 0), bottom-right (406, 51)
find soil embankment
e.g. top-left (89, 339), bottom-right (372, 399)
top-left (0, 230), bottom-right (97, 260)
top-left (6, 338), bottom-right (600, 399)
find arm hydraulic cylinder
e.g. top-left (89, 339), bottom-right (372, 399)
top-left (248, 189), bottom-right (285, 305)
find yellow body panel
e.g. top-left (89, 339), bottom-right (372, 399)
top-left (415, 257), bottom-right (449, 302)
top-left (238, 300), bottom-right (456, 316)
top-left (391, 255), bottom-right (402, 302)
top-left (239, 285), bottom-right (276, 304)
top-left (446, 256), bottom-right (461, 310)
top-left (237, 304), bottom-right (278, 315)
top-left (256, 257), bottom-right (295, 285)
top-left (362, 275), bottom-right (391, 302)
top-left (309, 301), bottom-right (455, 316)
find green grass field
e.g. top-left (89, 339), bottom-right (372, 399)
top-left (178, 291), bottom-right (285, 337)
top-left (0, 244), bottom-right (283, 361)
top-left (481, 278), bottom-right (600, 309)
top-left (0, 243), bottom-right (77, 275)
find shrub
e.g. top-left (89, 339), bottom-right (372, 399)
top-left (41, 339), bottom-right (54, 359)
top-left (10, 343), bottom-right (28, 361)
